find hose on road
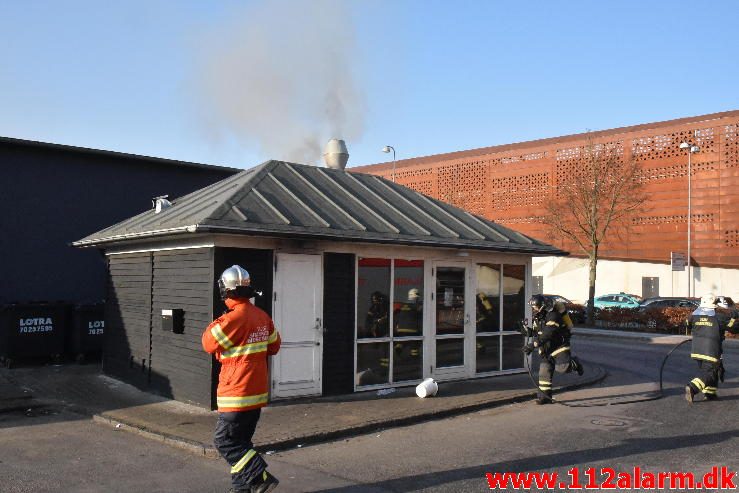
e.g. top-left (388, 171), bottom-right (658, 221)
top-left (523, 338), bottom-right (692, 407)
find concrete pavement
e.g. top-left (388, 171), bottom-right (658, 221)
top-left (0, 362), bottom-right (605, 458)
top-left (5, 327), bottom-right (684, 457)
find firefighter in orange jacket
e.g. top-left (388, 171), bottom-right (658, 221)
top-left (202, 265), bottom-right (281, 493)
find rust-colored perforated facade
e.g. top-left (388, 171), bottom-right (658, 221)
top-left (355, 110), bottom-right (739, 269)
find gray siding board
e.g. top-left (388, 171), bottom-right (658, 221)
top-left (154, 266), bottom-right (212, 276)
top-left (104, 252), bottom-right (153, 390)
top-left (148, 248), bottom-right (215, 405)
top-left (150, 350), bottom-right (210, 370)
top-left (151, 273), bottom-right (212, 283)
top-left (149, 281), bottom-right (212, 290)
top-left (154, 253), bottom-right (211, 264)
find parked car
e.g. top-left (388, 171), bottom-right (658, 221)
top-left (639, 297), bottom-right (699, 311)
top-left (592, 293), bottom-right (643, 310)
top-left (542, 294), bottom-right (586, 323)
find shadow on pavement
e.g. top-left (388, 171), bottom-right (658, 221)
top-left (312, 429), bottom-right (739, 493)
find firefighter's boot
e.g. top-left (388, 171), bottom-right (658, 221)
top-left (685, 385), bottom-right (695, 403)
top-left (251, 470), bottom-right (279, 493)
top-left (571, 356), bottom-right (584, 376)
top-left (536, 390), bottom-right (553, 405)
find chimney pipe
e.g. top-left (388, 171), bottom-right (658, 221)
top-left (323, 139), bottom-right (349, 170)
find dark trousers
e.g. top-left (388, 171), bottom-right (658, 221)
top-left (537, 349), bottom-right (574, 399)
top-left (688, 360), bottom-right (720, 397)
top-left (214, 410), bottom-right (267, 491)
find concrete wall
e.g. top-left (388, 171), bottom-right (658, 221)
top-left (533, 256), bottom-right (739, 303)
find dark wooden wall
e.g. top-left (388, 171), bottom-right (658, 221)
top-left (149, 248), bottom-right (214, 406)
top-left (322, 252), bottom-right (356, 395)
top-left (105, 248), bottom-right (215, 406)
top-left (104, 252), bottom-right (153, 390)
top-left (106, 247), bottom-right (358, 405)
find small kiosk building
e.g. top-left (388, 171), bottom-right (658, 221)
top-left (74, 160), bottom-right (565, 408)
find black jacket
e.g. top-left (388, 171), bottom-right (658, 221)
top-left (534, 309), bottom-right (568, 356)
top-left (690, 307), bottom-right (738, 362)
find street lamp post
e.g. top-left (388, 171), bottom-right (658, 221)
top-left (382, 145), bottom-right (396, 182)
top-left (679, 141), bottom-right (700, 297)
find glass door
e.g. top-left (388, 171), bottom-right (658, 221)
top-left (431, 262), bottom-right (470, 380)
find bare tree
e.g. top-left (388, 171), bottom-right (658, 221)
top-left (542, 138), bottom-right (647, 324)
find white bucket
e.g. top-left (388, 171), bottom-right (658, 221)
top-left (415, 378), bottom-right (438, 398)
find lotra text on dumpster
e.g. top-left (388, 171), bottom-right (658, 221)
top-left (18, 317), bottom-right (54, 333)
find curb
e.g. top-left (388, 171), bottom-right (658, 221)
top-left (92, 414), bottom-right (221, 459)
top-left (575, 333), bottom-right (682, 343)
top-left (90, 364), bottom-right (607, 456)
top-left (0, 397), bottom-right (45, 414)
top-left (573, 330), bottom-right (690, 344)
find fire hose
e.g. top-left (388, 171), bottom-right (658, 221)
top-left (522, 336), bottom-right (692, 408)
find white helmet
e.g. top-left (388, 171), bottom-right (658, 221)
top-left (218, 265), bottom-right (253, 300)
top-left (699, 294), bottom-right (717, 309)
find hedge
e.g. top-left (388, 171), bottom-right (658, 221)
top-left (589, 306), bottom-right (693, 334)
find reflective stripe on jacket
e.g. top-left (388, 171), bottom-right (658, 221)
top-left (202, 298), bottom-right (281, 412)
top-left (535, 309), bottom-right (568, 356)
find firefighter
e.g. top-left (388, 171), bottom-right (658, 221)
top-left (525, 294), bottom-right (584, 404)
top-left (202, 265), bottom-right (281, 493)
top-left (365, 291), bottom-right (389, 337)
top-left (476, 292), bottom-right (497, 332)
top-left (394, 288), bottom-right (423, 336)
top-left (685, 294), bottom-right (738, 403)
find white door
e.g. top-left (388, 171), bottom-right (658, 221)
top-left (431, 261), bottom-right (472, 380)
top-left (271, 253), bottom-right (323, 398)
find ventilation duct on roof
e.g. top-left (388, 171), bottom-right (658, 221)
top-left (152, 195), bottom-right (172, 213)
top-left (323, 139), bottom-right (349, 170)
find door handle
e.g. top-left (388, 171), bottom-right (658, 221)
top-left (465, 313), bottom-right (471, 325)
top-left (313, 318), bottom-right (322, 331)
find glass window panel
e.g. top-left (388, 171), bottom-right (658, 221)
top-left (356, 342), bottom-right (389, 386)
top-left (436, 267), bottom-right (465, 335)
top-left (476, 335), bottom-right (500, 373)
top-left (393, 340), bottom-right (422, 382)
top-left (502, 333), bottom-right (525, 370)
top-left (393, 260), bottom-right (424, 337)
top-left (436, 338), bottom-right (464, 367)
top-left (357, 258), bottom-right (390, 339)
top-left (502, 264), bottom-right (526, 331)
top-left (476, 264), bottom-right (501, 332)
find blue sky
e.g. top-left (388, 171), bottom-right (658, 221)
top-left (1, 0), bottom-right (736, 170)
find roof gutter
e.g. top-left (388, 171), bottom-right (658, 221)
top-left (195, 224), bottom-right (568, 256)
top-left (73, 224), bottom-right (568, 256)
top-left (72, 225), bottom-right (198, 248)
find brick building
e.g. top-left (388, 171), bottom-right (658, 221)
top-left (355, 110), bottom-right (739, 302)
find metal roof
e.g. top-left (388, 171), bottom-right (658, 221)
top-left (73, 160), bottom-right (566, 255)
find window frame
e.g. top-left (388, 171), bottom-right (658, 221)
top-left (355, 256), bottom-right (425, 389)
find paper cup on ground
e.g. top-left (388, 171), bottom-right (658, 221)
top-left (416, 378), bottom-right (438, 398)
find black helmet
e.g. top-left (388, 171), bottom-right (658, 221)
top-left (529, 294), bottom-right (551, 314)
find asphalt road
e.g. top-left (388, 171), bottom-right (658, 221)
top-left (266, 337), bottom-right (739, 492)
top-left (1, 337), bottom-right (738, 492)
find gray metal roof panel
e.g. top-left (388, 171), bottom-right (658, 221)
top-left (299, 166), bottom-right (399, 233)
top-left (74, 160), bottom-right (566, 255)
